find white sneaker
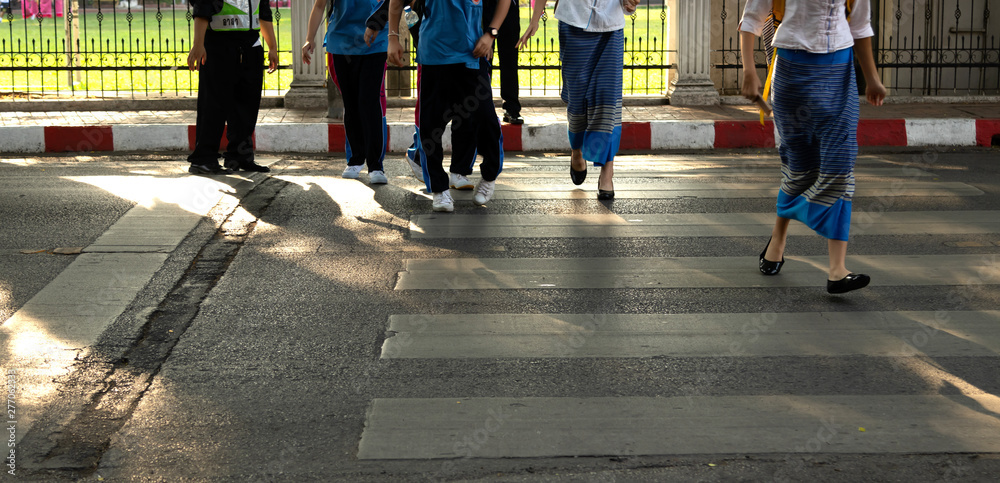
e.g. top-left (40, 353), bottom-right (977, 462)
top-left (369, 170), bottom-right (388, 184)
top-left (432, 190), bottom-right (454, 212)
top-left (449, 172), bottom-right (474, 190)
top-left (473, 179), bottom-right (495, 205)
top-left (405, 153), bottom-right (424, 182)
top-left (342, 165), bottom-right (363, 179)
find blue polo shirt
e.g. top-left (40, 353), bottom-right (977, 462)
top-left (325, 0), bottom-right (387, 55)
top-left (417, 0), bottom-right (484, 69)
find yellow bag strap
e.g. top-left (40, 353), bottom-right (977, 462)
top-left (759, 54), bottom-right (776, 125)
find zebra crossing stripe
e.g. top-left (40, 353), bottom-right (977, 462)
top-left (496, 167), bottom-right (934, 177)
top-left (381, 311), bottom-right (1000, 358)
top-left (401, 181), bottom-right (981, 200)
top-left (409, 211), bottom-right (1000, 238)
top-left (394, 255), bottom-right (1000, 290)
top-left (357, 395), bottom-right (1000, 459)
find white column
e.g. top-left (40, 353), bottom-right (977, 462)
top-left (671, 0), bottom-right (719, 105)
top-left (285, 0), bottom-right (332, 110)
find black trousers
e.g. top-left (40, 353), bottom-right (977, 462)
top-left (189, 39), bottom-right (263, 167)
top-left (331, 52), bottom-right (388, 171)
top-left (483, 0), bottom-right (520, 115)
top-left (418, 60), bottom-right (503, 193)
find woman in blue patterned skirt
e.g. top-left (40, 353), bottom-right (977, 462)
top-left (739, 0), bottom-right (886, 294)
top-left (519, 0), bottom-right (639, 200)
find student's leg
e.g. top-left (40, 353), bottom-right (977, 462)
top-left (448, 66), bottom-right (481, 179)
top-left (332, 54), bottom-right (367, 167)
top-left (224, 44), bottom-right (264, 167)
top-left (816, 59), bottom-right (860, 280)
top-left (765, 216), bottom-right (791, 263)
top-left (357, 52), bottom-right (389, 172)
top-left (828, 239), bottom-right (850, 280)
top-left (769, 55), bottom-right (821, 263)
top-left (418, 64), bottom-right (455, 193)
top-left (188, 39), bottom-right (235, 167)
top-left (497, 0), bottom-right (520, 116)
top-left (470, 58), bottom-right (503, 182)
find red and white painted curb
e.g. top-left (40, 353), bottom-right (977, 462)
top-left (2, 119), bottom-right (998, 154)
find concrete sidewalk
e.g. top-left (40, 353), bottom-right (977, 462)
top-left (2, 102), bottom-right (999, 153)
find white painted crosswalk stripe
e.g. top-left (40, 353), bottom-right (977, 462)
top-left (381, 311), bottom-right (1000, 359)
top-left (395, 254), bottom-right (999, 290)
top-left (358, 395), bottom-right (1000, 459)
top-left (401, 181), bottom-right (981, 200)
top-left (410, 211), bottom-right (1000, 238)
top-left (496, 167), bottom-right (935, 177)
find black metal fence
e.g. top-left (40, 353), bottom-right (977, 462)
top-left (713, 0), bottom-right (999, 96)
top-left (0, 0), bottom-right (291, 99)
top-left (6, 0), bottom-right (993, 100)
top-left (3, 1), bottom-right (673, 100)
top-left (873, 0), bottom-right (998, 95)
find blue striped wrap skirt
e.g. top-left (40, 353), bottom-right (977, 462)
top-left (772, 47), bottom-right (859, 242)
top-left (559, 22), bottom-right (623, 167)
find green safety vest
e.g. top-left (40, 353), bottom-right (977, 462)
top-left (210, 0), bottom-right (261, 31)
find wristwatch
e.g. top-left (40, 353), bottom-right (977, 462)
top-left (488, 27), bottom-right (498, 38)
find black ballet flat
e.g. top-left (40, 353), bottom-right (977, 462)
top-left (597, 189), bottom-right (615, 200)
top-left (758, 236), bottom-right (785, 275)
top-left (827, 273), bottom-right (871, 294)
top-left (570, 167), bottom-right (587, 185)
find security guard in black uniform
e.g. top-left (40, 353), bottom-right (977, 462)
top-left (187, 0), bottom-right (279, 174)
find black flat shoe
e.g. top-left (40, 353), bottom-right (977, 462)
top-left (238, 161), bottom-right (271, 173)
top-left (758, 236), bottom-right (785, 275)
top-left (226, 160), bottom-right (271, 173)
top-left (570, 167), bottom-right (587, 185)
top-left (597, 189), bottom-right (615, 200)
top-left (827, 273), bottom-right (871, 294)
top-left (188, 163), bottom-right (232, 175)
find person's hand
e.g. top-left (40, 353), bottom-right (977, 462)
top-left (187, 44), bottom-right (206, 71)
top-left (473, 34), bottom-right (493, 59)
top-left (623, 0), bottom-right (639, 13)
top-left (741, 69), bottom-right (761, 100)
top-left (866, 80), bottom-right (887, 106)
top-left (267, 48), bottom-right (278, 73)
top-left (516, 20), bottom-right (539, 50)
top-left (387, 37), bottom-right (407, 67)
top-left (364, 27), bottom-right (378, 47)
top-left (301, 40), bottom-right (315, 65)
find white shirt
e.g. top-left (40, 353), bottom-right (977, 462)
top-left (739, 0), bottom-right (874, 54)
top-left (555, 0), bottom-right (627, 32)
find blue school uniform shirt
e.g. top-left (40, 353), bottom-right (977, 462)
top-left (325, 0), bottom-right (387, 55)
top-left (417, 0), bottom-right (484, 69)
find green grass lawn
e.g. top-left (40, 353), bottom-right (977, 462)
top-left (0, 5), bottom-right (671, 95)
top-left (0, 6), bottom-right (294, 93)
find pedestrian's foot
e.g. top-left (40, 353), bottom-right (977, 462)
top-left (474, 179), bottom-right (495, 205)
top-left (827, 273), bottom-right (870, 294)
top-left (764, 237), bottom-right (786, 267)
top-left (369, 170), bottom-right (388, 184)
top-left (405, 152), bottom-right (424, 182)
top-left (449, 173), bottom-right (474, 190)
top-left (570, 151), bottom-right (586, 173)
top-left (759, 237), bottom-right (785, 276)
top-left (503, 110), bottom-right (524, 125)
top-left (188, 163), bottom-right (232, 175)
top-left (597, 163), bottom-right (614, 192)
top-left (432, 190), bottom-right (454, 212)
top-left (342, 165), bottom-right (363, 179)
top-left (226, 160), bottom-right (271, 173)
top-left (570, 151), bottom-right (587, 185)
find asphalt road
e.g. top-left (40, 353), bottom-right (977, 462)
top-left (3, 149), bottom-right (1000, 481)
